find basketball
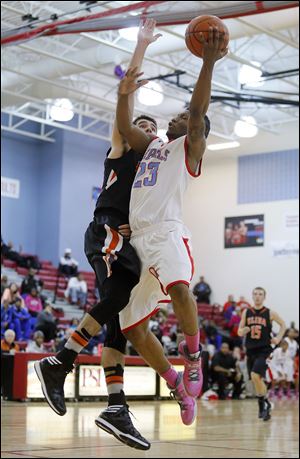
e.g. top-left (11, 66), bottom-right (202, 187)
top-left (185, 15), bottom-right (229, 58)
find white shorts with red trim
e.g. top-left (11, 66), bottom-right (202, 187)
top-left (119, 222), bottom-right (194, 332)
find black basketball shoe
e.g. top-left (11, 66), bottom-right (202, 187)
top-left (258, 397), bottom-right (265, 419)
top-left (262, 399), bottom-right (272, 422)
top-left (34, 357), bottom-right (73, 416)
top-left (95, 404), bottom-right (151, 450)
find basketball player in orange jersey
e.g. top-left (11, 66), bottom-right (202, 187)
top-left (238, 287), bottom-right (286, 421)
top-left (115, 27), bottom-right (228, 405)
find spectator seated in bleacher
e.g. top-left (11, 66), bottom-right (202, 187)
top-left (237, 296), bottom-right (251, 311)
top-left (223, 294), bottom-right (237, 323)
top-left (1, 275), bottom-right (8, 297)
top-left (26, 330), bottom-right (47, 353)
top-left (69, 318), bottom-right (80, 329)
top-left (20, 268), bottom-right (44, 297)
top-left (24, 287), bottom-right (43, 334)
top-left (11, 298), bottom-right (31, 341)
top-left (1, 299), bottom-right (13, 337)
top-left (1, 238), bottom-right (40, 269)
top-left (1, 283), bottom-right (25, 308)
top-left (64, 273), bottom-right (87, 308)
top-left (203, 319), bottom-right (222, 351)
top-left (35, 303), bottom-right (58, 342)
top-left (1, 329), bottom-right (20, 354)
top-left (193, 276), bottom-right (212, 304)
top-left (211, 342), bottom-right (243, 400)
top-left (59, 248), bottom-right (78, 278)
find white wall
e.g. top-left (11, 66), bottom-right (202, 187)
top-left (183, 151), bottom-right (299, 327)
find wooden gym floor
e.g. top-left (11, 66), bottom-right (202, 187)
top-left (1, 399), bottom-right (299, 458)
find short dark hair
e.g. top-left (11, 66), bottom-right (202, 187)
top-left (253, 287), bottom-right (266, 297)
top-left (133, 115), bottom-right (157, 127)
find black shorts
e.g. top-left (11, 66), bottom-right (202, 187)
top-left (247, 348), bottom-right (272, 378)
top-left (84, 218), bottom-right (141, 290)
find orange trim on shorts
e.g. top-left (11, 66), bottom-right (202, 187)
top-left (121, 307), bottom-right (160, 333)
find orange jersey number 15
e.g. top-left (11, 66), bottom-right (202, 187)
top-left (251, 325), bottom-right (262, 340)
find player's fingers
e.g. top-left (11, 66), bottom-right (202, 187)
top-left (208, 26), bottom-right (214, 46)
top-left (137, 79), bottom-right (149, 88)
top-left (199, 32), bottom-right (206, 44)
top-left (213, 27), bottom-right (219, 46)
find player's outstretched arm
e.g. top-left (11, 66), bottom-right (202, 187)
top-left (116, 67), bottom-right (153, 155)
top-left (270, 310), bottom-right (286, 345)
top-left (110, 19), bottom-right (162, 159)
top-left (187, 27), bottom-right (228, 173)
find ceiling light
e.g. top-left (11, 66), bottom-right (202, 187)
top-left (234, 116), bottom-right (258, 138)
top-left (138, 81), bottom-right (164, 106)
top-left (239, 61), bottom-right (263, 87)
top-left (157, 129), bottom-right (168, 143)
top-left (207, 141), bottom-right (240, 151)
top-left (119, 27), bottom-right (139, 41)
top-left (49, 98), bottom-right (74, 122)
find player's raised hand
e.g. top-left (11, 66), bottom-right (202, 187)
top-left (199, 27), bottom-right (228, 62)
top-left (118, 67), bottom-right (149, 96)
top-left (137, 18), bottom-right (162, 45)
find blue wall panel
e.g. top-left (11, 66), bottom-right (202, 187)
top-left (238, 149), bottom-right (299, 204)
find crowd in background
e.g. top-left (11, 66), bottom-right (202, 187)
top-left (1, 248), bottom-right (299, 400)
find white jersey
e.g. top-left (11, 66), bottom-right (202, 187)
top-left (284, 337), bottom-right (298, 359)
top-left (129, 135), bottom-right (201, 232)
top-left (272, 348), bottom-right (292, 367)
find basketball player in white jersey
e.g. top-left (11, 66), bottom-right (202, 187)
top-left (116, 28), bottom-right (228, 402)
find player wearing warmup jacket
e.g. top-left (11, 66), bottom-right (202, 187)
top-left (115, 27), bottom-right (228, 414)
top-left (238, 287), bottom-right (286, 421)
top-left (34, 19), bottom-right (162, 451)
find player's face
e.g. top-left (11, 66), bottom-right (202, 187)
top-left (252, 289), bottom-right (265, 306)
top-left (166, 111), bottom-right (189, 139)
top-left (136, 119), bottom-right (157, 136)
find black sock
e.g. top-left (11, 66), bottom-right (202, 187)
top-left (108, 390), bottom-right (126, 406)
top-left (56, 348), bottom-right (77, 370)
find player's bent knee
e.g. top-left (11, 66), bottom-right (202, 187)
top-left (168, 283), bottom-right (191, 305)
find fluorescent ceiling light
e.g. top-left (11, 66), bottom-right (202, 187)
top-left (138, 81), bottom-right (164, 106)
top-left (119, 27), bottom-right (139, 41)
top-left (234, 116), bottom-right (258, 138)
top-left (49, 98), bottom-right (74, 122)
top-left (207, 141), bottom-right (240, 151)
top-left (239, 61), bottom-right (263, 87)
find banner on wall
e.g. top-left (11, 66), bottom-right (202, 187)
top-left (224, 214), bottom-right (264, 248)
top-left (1, 176), bottom-right (20, 199)
top-left (284, 214), bottom-right (299, 229)
top-left (270, 240), bottom-right (299, 258)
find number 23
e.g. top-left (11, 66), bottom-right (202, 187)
top-left (133, 161), bottom-right (160, 188)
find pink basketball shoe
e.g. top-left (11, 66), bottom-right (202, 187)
top-left (178, 341), bottom-right (203, 397)
top-left (167, 372), bottom-right (197, 425)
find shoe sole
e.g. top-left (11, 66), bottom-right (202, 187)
top-left (182, 400), bottom-right (197, 426)
top-left (95, 417), bottom-right (150, 450)
top-left (34, 361), bottom-right (65, 416)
